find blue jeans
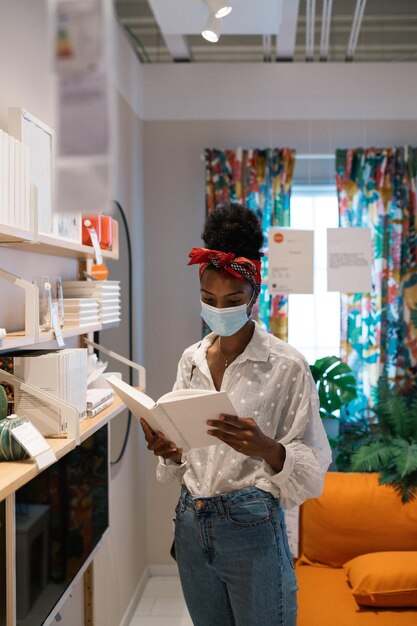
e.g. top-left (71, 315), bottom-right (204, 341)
top-left (175, 486), bottom-right (298, 626)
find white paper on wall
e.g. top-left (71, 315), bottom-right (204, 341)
top-left (55, 0), bottom-right (103, 73)
top-left (58, 72), bottom-right (109, 157)
top-left (268, 228), bottom-right (314, 294)
top-left (327, 227), bottom-right (372, 293)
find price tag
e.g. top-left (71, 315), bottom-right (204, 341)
top-left (83, 219), bottom-right (109, 280)
top-left (11, 421), bottom-right (57, 470)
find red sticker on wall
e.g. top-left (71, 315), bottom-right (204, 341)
top-left (273, 233), bottom-right (284, 244)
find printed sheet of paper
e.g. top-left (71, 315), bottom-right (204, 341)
top-left (58, 72), bottom-right (109, 156)
top-left (327, 228), bottom-right (372, 293)
top-left (268, 228), bottom-right (314, 294)
top-left (11, 422), bottom-right (57, 470)
top-left (55, 0), bottom-right (103, 73)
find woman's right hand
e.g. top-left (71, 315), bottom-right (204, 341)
top-left (140, 418), bottom-right (183, 464)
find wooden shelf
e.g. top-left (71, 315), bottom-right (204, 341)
top-left (0, 396), bottom-right (126, 502)
top-left (0, 220), bottom-right (119, 260)
top-left (0, 320), bottom-right (120, 353)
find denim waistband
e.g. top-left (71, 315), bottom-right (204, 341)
top-left (179, 485), bottom-right (279, 514)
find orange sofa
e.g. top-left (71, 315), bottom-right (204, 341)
top-left (295, 472), bottom-right (417, 626)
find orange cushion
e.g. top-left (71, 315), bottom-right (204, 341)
top-left (299, 473), bottom-right (417, 567)
top-left (295, 563), bottom-right (417, 626)
top-left (344, 552), bottom-right (417, 608)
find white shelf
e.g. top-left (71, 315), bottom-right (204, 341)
top-left (0, 220), bottom-right (119, 260)
top-left (0, 321), bottom-right (120, 353)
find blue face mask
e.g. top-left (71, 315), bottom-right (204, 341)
top-left (200, 295), bottom-right (254, 337)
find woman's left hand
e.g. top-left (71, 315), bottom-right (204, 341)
top-left (207, 414), bottom-right (286, 473)
top-left (207, 414), bottom-right (271, 457)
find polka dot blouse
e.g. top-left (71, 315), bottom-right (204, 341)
top-left (157, 322), bottom-right (332, 509)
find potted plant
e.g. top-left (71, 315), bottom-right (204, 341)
top-left (350, 388), bottom-right (417, 503)
top-left (309, 355), bottom-right (357, 441)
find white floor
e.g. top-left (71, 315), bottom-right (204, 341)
top-left (128, 576), bottom-right (193, 626)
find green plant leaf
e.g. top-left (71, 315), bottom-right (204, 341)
top-left (375, 395), bottom-right (417, 440)
top-left (310, 355), bottom-right (357, 417)
top-left (0, 386), bottom-right (7, 421)
top-left (392, 442), bottom-right (417, 478)
top-left (351, 441), bottom-right (395, 473)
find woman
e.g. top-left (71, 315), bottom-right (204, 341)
top-left (141, 203), bottom-right (332, 626)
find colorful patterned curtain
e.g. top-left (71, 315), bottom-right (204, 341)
top-left (336, 147), bottom-right (417, 415)
top-left (205, 148), bottom-right (296, 340)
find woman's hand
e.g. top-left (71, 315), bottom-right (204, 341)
top-left (140, 418), bottom-right (183, 464)
top-left (207, 414), bottom-right (286, 473)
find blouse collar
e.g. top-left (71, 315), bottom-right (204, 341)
top-left (192, 321), bottom-right (271, 368)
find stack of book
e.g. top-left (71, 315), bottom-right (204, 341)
top-left (62, 281), bottom-right (121, 325)
top-left (63, 298), bottom-right (100, 326)
top-left (13, 349), bottom-right (87, 436)
top-left (86, 388), bottom-right (114, 418)
top-left (0, 129), bottom-right (31, 231)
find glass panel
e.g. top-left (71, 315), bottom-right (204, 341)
top-left (288, 294), bottom-right (316, 349)
top-left (0, 500), bottom-right (6, 626)
top-left (289, 191), bottom-right (340, 365)
top-left (15, 426), bottom-right (109, 626)
top-left (290, 196), bottom-right (314, 229)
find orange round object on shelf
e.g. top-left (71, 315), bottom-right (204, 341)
top-left (90, 263), bottom-right (109, 280)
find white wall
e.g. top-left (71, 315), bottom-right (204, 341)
top-left (142, 63), bottom-right (417, 121)
top-left (142, 63), bottom-right (417, 564)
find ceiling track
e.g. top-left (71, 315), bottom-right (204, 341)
top-left (305, 0), bottom-right (316, 61)
top-left (347, 0), bottom-right (368, 61)
top-left (320, 0), bottom-right (333, 61)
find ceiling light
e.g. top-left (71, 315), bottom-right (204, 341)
top-left (205, 0), bottom-right (232, 19)
top-left (202, 14), bottom-right (221, 43)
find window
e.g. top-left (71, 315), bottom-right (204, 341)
top-left (288, 187), bottom-right (340, 365)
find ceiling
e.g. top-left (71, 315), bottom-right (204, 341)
top-left (114, 0), bottom-right (417, 64)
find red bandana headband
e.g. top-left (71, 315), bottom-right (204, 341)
top-left (188, 247), bottom-right (262, 295)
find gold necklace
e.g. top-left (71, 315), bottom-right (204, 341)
top-left (218, 338), bottom-right (242, 368)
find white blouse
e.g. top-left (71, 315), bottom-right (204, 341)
top-left (156, 322), bottom-right (332, 509)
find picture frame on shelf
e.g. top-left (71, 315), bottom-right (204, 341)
top-left (8, 107), bottom-right (54, 236)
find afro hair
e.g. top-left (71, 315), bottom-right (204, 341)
top-left (202, 203), bottom-right (263, 261)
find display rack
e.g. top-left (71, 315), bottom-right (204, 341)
top-left (0, 210), bottom-right (128, 626)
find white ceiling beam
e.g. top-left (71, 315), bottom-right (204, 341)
top-left (305, 0), bottom-right (316, 61)
top-left (163, 34), bottom-right (191, 61)
top-left (347, 0), bottom-right (367, 61)
top-left (276, 0), bottom-right (300, 61)
top-left (320, 0), bottom-right (333, 61)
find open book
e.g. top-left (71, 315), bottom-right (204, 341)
top-left (106, 375), bottom-right (237, 451)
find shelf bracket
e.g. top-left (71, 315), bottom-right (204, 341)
top-left (0, 369), bottom-right (81, 444)
top-left (83, 338), bottom-right (146, 391)
top-left (0, 268), bottom-right (39, 343)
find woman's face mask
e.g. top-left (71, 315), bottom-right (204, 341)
top-left (200, 292), bottom-right (255, 336)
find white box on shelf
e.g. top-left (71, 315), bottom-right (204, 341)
top-left (8, 107), bottom-right (54, 235)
